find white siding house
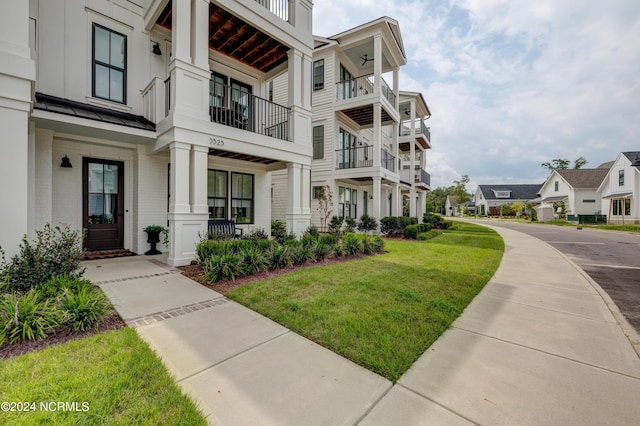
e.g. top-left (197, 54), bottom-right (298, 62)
top-left (1, 0), bottom-right (314, 265)
top-left (598, 152), bottom-right (640, 224)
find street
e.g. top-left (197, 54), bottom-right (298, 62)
top-left (474, 220), bottom-right (640, 333)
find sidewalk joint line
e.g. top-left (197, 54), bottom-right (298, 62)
top-left (453, 326), bottom-right (640, 380)
top-left (352, 382), bottom-right (395, 424)
top-left (395, 384), bottom-right (483, 425)
top-left (126, 297), bottom-right (229, 327)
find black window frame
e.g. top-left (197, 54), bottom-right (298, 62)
top-left (231, 172), bottom-right (254, 224)
top-left (92, 23), bottom-right (127, 104)
top-left (338, 186), bottom-right (357, 219)
top-left (313, 125), bottom-right (324, 160)
top-left (619, 169), bottom-right (625, 186)
top-left (313, 59), bottom-right (324, 91)
top-left (207, 169), bottom-right (229, 220)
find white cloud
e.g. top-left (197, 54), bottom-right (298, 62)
top-left (313, 0), bottom-right (640, 189)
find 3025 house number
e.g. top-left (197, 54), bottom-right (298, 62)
top-left (209, 138), bottom-right (224, 147)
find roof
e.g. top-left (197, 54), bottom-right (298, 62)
top-left (34, 92), bottom-right (155, 132)
top-left (477, 184), bottom-right (542, 201)
top-left (555, 168), bottom-right (609, 189)
top-left (622, 152), bottom-right (640, 170)
top-left (597, 160), bottom-right (614, 169)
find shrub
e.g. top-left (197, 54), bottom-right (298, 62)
top-left (270, 246), bottom-right (292, 270)
top-left (380, 216), bottom-right (417, 236)
top-left (343, 233), bottom-right (364, 255)
top-left (0, 224), bottom-right (85, 293)
top-left (361, 235), bottom-right (375, 255)
top-left (202, 254), bottom-right (245, 283)
top-left (404, 223), bottom-right (432, 239)
top-left (319, 234), bottom-right (338, 246)
top-left (312, 242), bottom-right (331, 261)
top-left (291, 245), bottom-right (312, 265)
top-left (357, 214), bottom-right (378, 234)
top-left (371, 236), bottom-right (385, 252)
top-left (59, 287), bottom-right (110, 332)
top-left (241, 228), bottom-right (269, 242)
top-left (239, 246), bottom-right (269, 275)
top-left (332, 241), bottom-right (345, 257)
top-left (328, 216), bottom-right (344, 236)
top-left (271, 220), bottom-right (288, 244)
top-left (300, 234), bottom-right (318, 247)
top-left (0, 289), bottom-right (61, 345)
top-left (39, 275), bottom-right (94, 301)
top-left (196, 240), bottom-right (230, 263)
top-left (344, 217), bottom-right (357, 233)
top-left (303, 225), bottom-right (320, 238)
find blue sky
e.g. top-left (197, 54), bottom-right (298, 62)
top-left (312, 0), bottom-right (640, 190)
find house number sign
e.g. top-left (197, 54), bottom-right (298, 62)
top-left (209, 137), bottom-right (224, 147)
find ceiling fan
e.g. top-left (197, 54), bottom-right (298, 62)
top-left (360, 54), bottom-right (374, 66)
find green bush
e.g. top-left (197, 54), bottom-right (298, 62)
top-left (270, 246), bottom-right (292, 269)
top-left (380, 216), bottom-right (418, 236)
top-left (403, 223), bottom-right (432, 239)
top-left (241, 228), bottom-right (269, 242)
top-left (0, 224), bottom-right (85, 293)
top-left (303, 225), bottom-right (320, 238)
top-left (357, 214), bottom-right (378, 233)
top-left (344, 217), bottom-right (357, 233)
top-left (0, 289), bottom-right (61, 345)
top-left (319, 234), bottom-right (338, 246)
top-left (300, 234), bottom-right (318, 247)
top-left (328, 216), bottom-right (344, 236)
top-left (343, 233), bottom-right (364, 255)
top-left (239, 246), bottom-right (269, 275)
top-left (39, 275), bottom-right (94, 301)
top-left (59, 287), bottom-right (110, 331)
top-left (202, 254), bottom-right (245, 283)
top-left (195, 240), bottom-right (229, 263)
top-left (372, 236), bottom-right (385, 252)
top-left (312, 242), bottom-right (331, 261)
top-left (271, 220), bottom-right (288, 244)
top-left (291, 245), bottom-right (312, 265)
top-left (332, 241), bottom-right (345, 257)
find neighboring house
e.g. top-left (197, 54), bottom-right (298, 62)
top-left (0, 0), bottom-right (314, 265)
top-left (474, 184), bottom-right (542, 216)
top-left (445, 196), bottom-right (457, 217)
top-left (537, 166), bottom-right (610, 221)
top-left (597, 152), bottom-right (640, 224)
top-left (271, 17), bottom-right (433, 229)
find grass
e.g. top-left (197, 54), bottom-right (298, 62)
top-left (226, 222), bottom-right (504, 382)
top-left (0, 328), bottom-right (207, 425)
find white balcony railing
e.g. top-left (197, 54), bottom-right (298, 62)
top-left (336, 74), bottom-right (396, 105)
top-left (254, 0), bottom-right (289, 23)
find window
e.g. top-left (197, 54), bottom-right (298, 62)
top-left (363, 191), bottom-right (368, 215)
top-left (207, 170), bottom-right (228, 220)
top-left (313, 59), bottom-right (324, 90)
top-left (494, 190), bottom-right (511, 198)
top-left (583, 199), bottom-right (596, 203)
top-left (337, 129), bottom-right (358, 169)
top-left (231, 172), bottom-right (254, 223)
top-left (92, 24), bottom-right (126, 103)
top-left (268, 80), bottom-right (273, 102)
top-left (209, 72), bottom-right (226, 107)
top-left (312, 186), bottom-right (324, 199)
top-left (554, 181), bottom-right (559, 192)
top-left (612, 199), bottom-right (631, 216)
top-left (313, 125), bottom-right (324, 159)
top-left (338, 186), bottom-right (357, 219)
top-left (338, 65), bottom-right (353, 100)
top-left (619, 169), bottom-right (625, 186)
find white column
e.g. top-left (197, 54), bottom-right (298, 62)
top-left (373, 35), bottom-right (382, 94)
top-left (0, 0), bottom-right (35, 257)
top-left (169, 142), bottom-right (191, 214)
top-left (301, 164), bottom-right (311, 215)
top-left (391, 183), bottom-right (400, 216)
top-left (409, 187), bottom-right (417, 219)
top-left (418, 191), bottom-right (426, 219)
top-left (172, 0), bottom-right (191, 63)
top-left (373, 104), bottom-right (382, 167)
top-left (287, 163), bottom-right (302, 216)
top-left (190, 145), bottom-right (208, 214)
top-left (288, 49), bottom-right (313, 146)
top-left (286, 162), bottom-right (311, 236)
top-left (372, 177), bottom-right (382, 222)
top-left (393, 67), bottom-right (399, 110)
top-left (192, 0), bottom-right (210, 69)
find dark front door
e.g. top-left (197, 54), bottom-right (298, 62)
top-left (83, 158), bottom-right (124, 251)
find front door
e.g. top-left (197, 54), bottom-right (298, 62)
top-left (83, 158), bottom-right (124, 251)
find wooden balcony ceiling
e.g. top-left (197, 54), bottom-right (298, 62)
top-left (156, 2), bottom-right (289, 73)
top-left (341, 105), bottom-right (394, 128)
top-left (399, 138), bottom-right (429, 151)
top-left (208, 148), bottom-right (278, 164)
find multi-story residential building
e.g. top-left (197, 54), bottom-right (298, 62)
top-left (1, 0), bottom-right (314, 265)
top-left (272, 17), bottom-right (432, 230)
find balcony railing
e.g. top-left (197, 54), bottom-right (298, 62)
top-left (381, 149), bottom-right (395, 172)
top-left (336, 145), bottom-right (373, 169)
top-left (400, 117), bottom-right (430, 142)
top-left (336, 74), bottom-right (396, 105)
top-left (400, 168), bottom-right (430, 186)
top-left (418, 169), bottom-right (430, 186)
top-left (254, 0), bottom-right (289, 23)
top-left (210, 83), bottom-right (290, 141)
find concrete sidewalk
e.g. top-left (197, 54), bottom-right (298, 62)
top-left (83, 226), bottom-right (640, 425)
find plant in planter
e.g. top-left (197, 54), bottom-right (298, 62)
top-left (143, 225), bottom-right (169, 255)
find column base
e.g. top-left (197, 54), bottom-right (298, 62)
top-left (286, 213), bottom-right (311, 238)
top-left (167, 212), bottom-right (208, 266)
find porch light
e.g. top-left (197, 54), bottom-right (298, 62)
top-left (60, 155), bottom-right (72, 168)
top-left (152, 42), bottom-right (162, 56)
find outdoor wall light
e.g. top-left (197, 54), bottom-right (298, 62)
top-left (60, 155), bottom-right (72, 168)
top-left (152, 42), bottom-right (162, 56)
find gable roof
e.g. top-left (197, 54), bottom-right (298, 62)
top-left (622, 151), bottom-right (640, 170)
top-left (477, 184), bottom-right (542, 201)
top-left (555, 168), bottom-right (609, 189)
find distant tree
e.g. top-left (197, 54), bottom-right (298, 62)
top-left (511, 200), bottom-right (525, 216)
top-left (425, 187), bottom-right (453, 214)
top-left (452, 175), bottom-right (471, 206)
top-left (541, 157), bottom-right (588, 171)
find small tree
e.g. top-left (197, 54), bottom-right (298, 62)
top-left (357, 214), bottom-right (378, 234)
top-left (511, 200), bottom-right (525, 217)
top-left (328, 215), bottom-right (343, 236)
top-left (316, 185), bottom-right (334, 232)
top-left (344, 217), bottom-right (357, 233)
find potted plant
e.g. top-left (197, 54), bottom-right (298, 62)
top-left (143, 224), bottom-right (169, 255)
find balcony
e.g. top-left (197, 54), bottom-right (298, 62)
top-left (254, 0), bottom-right (289, 22)
top-left (400, 168), bottom-right (430, 189)
top-left (335, 74), bottom-right (397, 127)
top-left (142, 77), bottom-right (290, 142)
top-left (335, 146), bottom-right (373, 169)
top-left (399, 117), bottom-right (431, 149)
top-left (381, 149), bottom-right (395, 172)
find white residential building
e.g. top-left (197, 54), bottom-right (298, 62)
top-left (1, 0), bottom-right (314, 265)
top-left (598, 152), bottom-right (640, 224)
top-left (272, 17), bottom-right (432, 230)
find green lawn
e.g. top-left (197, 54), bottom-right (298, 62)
top-left (0, 328), bottom-right (207, 425)
top-left (227, 222), bottom-right (504, 382)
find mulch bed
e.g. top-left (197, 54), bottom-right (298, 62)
top-left (0, 310), bottom-right (126, 360)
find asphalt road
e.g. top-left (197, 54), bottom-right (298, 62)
top-left (474, 220), bottom-right (640, 333)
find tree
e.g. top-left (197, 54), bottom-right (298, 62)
top-left (452, 174), bottom-right (471, 206)
top-left (541, 157), bottom-right (588, 171)
top-left (316, 185), bottom-right (333, 232)
top-left (511, 200), bottom-right (525, 217)
top-left (425, 187), bottom-right (452, 214)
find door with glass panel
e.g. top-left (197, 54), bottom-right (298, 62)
top-left (83, 158), bottom-right (124, 250)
